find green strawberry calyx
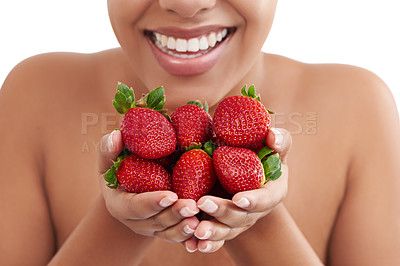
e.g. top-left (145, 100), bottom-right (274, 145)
top-left (203, 140), bottom-right (218, 157)
top-left (186, 100), bottom-right (209, 112)
top-left (257, 147), bottom-right (282, 182)
top-left (184, 140), bottom-right (217, 158)
top-left (241, 85), bottom-right (274, 114)
top-left (113, 82), bottom-right (166, 114)
top-left (104, 149), bottom-right (131, 189)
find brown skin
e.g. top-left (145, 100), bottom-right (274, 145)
top-left (1, 1), bottom-right (400, 265)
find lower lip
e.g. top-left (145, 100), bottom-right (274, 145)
top-left (146, 34), bottom-right (233, 76)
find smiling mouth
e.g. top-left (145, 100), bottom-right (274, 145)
top-left (144, 27), bottom-right (236, 59)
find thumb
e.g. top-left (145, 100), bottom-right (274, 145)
top-left (265, 128), bottom-right (292, 164)
top-left (97, 130), bottom-right (124, 174)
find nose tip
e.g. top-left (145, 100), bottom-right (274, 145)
top-left (159, 0), bottom-right (216, 18)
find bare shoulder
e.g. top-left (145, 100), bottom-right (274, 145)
top-left (1, 49), bottom-right (129, 124)
top-left (267, 53), bottom-right (397, 112)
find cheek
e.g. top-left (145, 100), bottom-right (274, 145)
top-left (228, 0), bottom-right (277, 19)
top-left (229, 0), bottom-right (277, 31)
top-left (107, 0), bottom-right (153, 35)
top-left (235, 0), bottom-right (277, 48)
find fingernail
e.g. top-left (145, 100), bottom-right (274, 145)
top-left (185, 242), bottom-right (197, 253)
top-left (180, 207), bottom-right (198, 217)
top-left (234, 197), bottom-right (250, 208)
top-left (159, 196), bottom-right (177, 208)
top-left (199, 242), bottom-right (212, 253)
top-left (198, 230), bottom-right (211, 240)
top-left (198, 199), bottom-right (218, 214)
top-left (271, 128), bottom-right (283, 147)
top-left (183, 225), bottom-right (195, 235)
top-left (107, 131), bottom-right (115, 152)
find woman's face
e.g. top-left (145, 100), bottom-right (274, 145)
top-left (108, 0), bottom-right (277, 107)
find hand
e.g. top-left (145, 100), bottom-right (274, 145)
top-left (184, 128), bottom-right (291, 253)
top-left (98, 130), bottom-right (200, 243)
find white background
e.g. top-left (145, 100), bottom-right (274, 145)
top-left (1, 0), bottom-right (399, 116)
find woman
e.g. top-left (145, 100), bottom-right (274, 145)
top-left (1, 0), bottom-right (399, 265)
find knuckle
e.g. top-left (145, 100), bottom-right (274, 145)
top-left (150, 215), bottom-right (166, 231)
top-left (127, 203), bottom-right (144, 219)
top-left (154, 229), bottom-right (181, 243)
top-left (215, 204), bottom-right (228, 218)
top-left (237, 212), bottom-right (254, 228)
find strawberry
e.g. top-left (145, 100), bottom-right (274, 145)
top-left (170, 102), bottom-right (213, 151)
top-left (172, 149), bottom-right (216, 201)
top-left (155, 150), bottom-right (182, 174)
top-left (244, 141), bottom-right (265, 154)
top-left (213, 146), bottom-right (282, 195)
top-left (104, 154), bottom-right (172, 193)
top-left (113, 82), bottom-right (177, 159)
top-left (212, 85), bottom-right (272, 147)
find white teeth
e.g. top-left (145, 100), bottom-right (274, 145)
top-left (208, 32), bottom-right (217, 47)
top-left (187, 38), bottom-right (200, 52)
top-left (161, 35), bottom-right (168, 47)
top-left (217, 32), bottom-right (222, 42)
top-left (199, 36), bottom-right (208, 50)
top-left (222, 28), bottom-right (227, 38)
top-left (176, 38), bottom-right (187, 52)
top-left (167, 37), bottom-right (175, 50)
top-left (153, 28), bottom-right (229, 55)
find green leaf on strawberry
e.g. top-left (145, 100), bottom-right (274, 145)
top-left (257, 146), bottom-right (274, 160)
top-left (146, 86), bottom-right (165, 110)
top-left (262, 153), bottom-right (282, 181)
top-left (247, 85), bottom-right (256, 98)
top-left (113, 82), bottom-right (136, 114)
top-left (257, 147), bottom-right (282, 181)
top-left (186, 100), bottom-right (209, 112)
top-left (241, 84), bottom-right (261, 102)
top-left (104, 156), bottom-right (124, 189)
top-left (203, 140), bottom-right (218, 157)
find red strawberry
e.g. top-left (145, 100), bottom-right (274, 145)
top-left (208, 180), bottom-right (232, 200)
top-left (172, 149), bottom-right (216, 201)
top-left (213, 85), bottom-right (271, 147)
top-left (113, 82), bottom-right (177, 159)
top-left (105, 154), bottom-right (172, 193)
top-left (213, 146), bottom-right (265, 195)
top-left (155, 150), bottom-right (182, 174)
top-left (170, 102), bottom-right (213, 151)
top-left (120, 108), bottom-right (176, 159)
top-left (213, 145), bottom-right (282, 195)
top-left (245, 141), bottom-right (265, 154)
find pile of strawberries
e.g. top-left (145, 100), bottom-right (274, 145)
top-left (105, 83), bottom-right (282, 201)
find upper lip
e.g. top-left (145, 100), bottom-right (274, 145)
top-left (145, 25), bottom-right (235, 39)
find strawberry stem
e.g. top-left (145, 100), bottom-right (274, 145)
top-left (113, 82), bottom-right (167, 114)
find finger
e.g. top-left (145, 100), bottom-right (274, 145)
top-left (150, 199), bottom-right (199, 228)
top-left (197, 196), bottom-right (256, 228)
top-left (194, 220), bottom-right (236, 242)
top-left (98, 130), bottom-right (124, 174)
top-left (265, 127), bottom-right (292, 163)
top-left (154, 216), bottom-right (199, 243)
top-left (197, 239), bottom-right (225, 253)
top-left (231, 166), bottom-right (288, 212)
top-left (183, 236), bottom-right (199, 253)
top-left (106, 189), bottom-right (178, 220)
